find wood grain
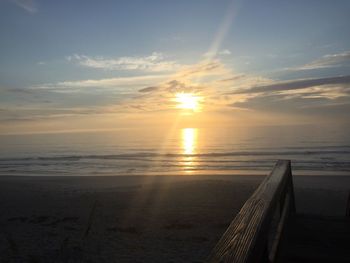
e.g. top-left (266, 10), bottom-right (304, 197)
top-left (207, 160), bottom-right (294, 263)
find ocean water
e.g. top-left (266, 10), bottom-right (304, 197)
top-left (0, 125), bottom-right (349, 176)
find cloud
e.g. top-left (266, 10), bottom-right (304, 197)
top-left (130, 62), bottom-right (260, 113)
top-left (289, 51), bottom-right (350, 71)
top-left (203, 49), bottom-right (231, 58)
top-left (231, 92), bottom-right (350, 117)
top-left (219, 49), bottom-right (231, 55)
top-left (31, 75), bottom-right (169, 93)
top-left (15, 56), bottom-right (350, 124)
top-left (228, 74), bottom-right (350, 119)
top-left (127, 60), bottom-right (231, 97)
top-left (4, 53), bottom-right (350, 129)
top-left (11, 0), bottom-right (37, 13)
top-left (219, 74), bottom-right (246, 82)
top-left (0, 106), bottom-right (120, 122)
top-left (66, 52), bottom-right (181, 72)
top-left (173, 60), bottom-right (230, 82)
top-left (134, 79), bottom-right (203, 108)
top-left (138, 86), bottom-right (159, 93)
top-left (129, 62), bottom-right (277, 113)
top-left (3, 59), bottom-right (235, 132)
top-left (11, 60), bottom-right (236, 119)
top-left (229, 75), bottom-right (350, 95)
top-left (5, 87), bottom-right (33, 94)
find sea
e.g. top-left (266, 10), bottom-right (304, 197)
top-left (0, 124), bottom-right (349, 176)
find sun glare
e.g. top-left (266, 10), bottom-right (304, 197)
top-left (182, 128), bottom-right (197, 155)
top-left (181, 128), bottom-right (198, 173)
top-left (175, 93), bottom-right (201, 111)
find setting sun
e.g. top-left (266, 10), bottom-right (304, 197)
top-left (175, 93), bottom-right (202, 111)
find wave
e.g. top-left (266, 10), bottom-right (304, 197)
top-left (1, 148), bottom-right (350, 162)
top-left (1, 146), bottom-right (349, 174)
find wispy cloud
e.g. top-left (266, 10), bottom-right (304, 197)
top-left (18, 60), bottom-right (235, 116)
top-left (231, 91), bottom-right (350, 117)
top-left (31, 75), bottom-right (169, 93)
top-left (8, 55), bottom-right (350, 124)
top-left (229, 75), bottom-right (350, 95)
top-left (11, 0), bottom-right (37, 13)
top-left (288, 51), bottom-right (350, 71)
top-left (138, 86), bottom-right (159, 93)
top-left (0, 105), bottom-right (122, 122)
top-left (66, 52), bottom-right (181, 72)
top-left (172, 60), bottom-right (232, 83)
top-left (203, 49), bottom-right (231, 58)
top-left (130, 61), bottom-right (270, 112)
top-left (228, 75), bottom-right (350, 117)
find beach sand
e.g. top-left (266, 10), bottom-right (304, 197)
top-left (0, 174), bottom-right (349, 262)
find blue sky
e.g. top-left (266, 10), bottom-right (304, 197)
top-left (1, 0), bottom-right (350, 133)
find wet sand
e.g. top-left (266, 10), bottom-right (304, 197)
top-left (0, 174), bottom-right (349, 262)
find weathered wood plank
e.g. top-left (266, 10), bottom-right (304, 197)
top-left (207, 160), bottom-right (294, 263)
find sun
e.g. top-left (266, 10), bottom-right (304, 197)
top-left (174, 93), bottom-right (201, 111)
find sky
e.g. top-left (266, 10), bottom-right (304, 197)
top-left (1, 0), bottom-right (350, 134)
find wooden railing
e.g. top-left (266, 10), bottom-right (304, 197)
top-left (207, 160), bottom-right (295, 263)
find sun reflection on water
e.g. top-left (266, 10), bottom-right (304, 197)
top-left (181, 128), bottom-right (198, 173)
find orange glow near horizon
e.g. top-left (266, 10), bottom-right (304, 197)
top-left (175, 93), bottom-right (202, 111)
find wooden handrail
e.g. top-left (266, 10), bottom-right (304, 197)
top-left (207, 160), bottom-right (295, 263)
